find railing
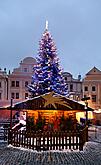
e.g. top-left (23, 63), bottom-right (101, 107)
top-left (79, 126), bottom-right (88, 150)
top-left (0, 127), bottom-right (8, 141)
top-left (8, 126), bottom-right (88, 151)
top-left (0, 119), bottom-right (16, 142)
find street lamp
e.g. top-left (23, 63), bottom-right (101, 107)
top-left (10, 98), bottom-right (13, 129)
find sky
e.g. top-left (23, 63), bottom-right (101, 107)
top-left (0, 0), bottom-right (101, 78)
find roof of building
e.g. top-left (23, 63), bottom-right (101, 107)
top-left (21, 57), bottom-right (36, 64)
top-left (86, 66), bottom-right (101, 75)
top-left (5, 91), bottom-right (93, 111)
top-left (63, 72), bottom-right (72, 77)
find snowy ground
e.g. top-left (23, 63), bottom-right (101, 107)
top-left (0, 142), bottom-right (100, 165)
top-left (0, 125), bottom-right (100, 165)
top-left (88, 125), bottom-right (101, 143)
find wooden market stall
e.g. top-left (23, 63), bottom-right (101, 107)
top-left (9, 91), bottom-right (93, 131)
top-left (6, 92), bottom-right (93, 151)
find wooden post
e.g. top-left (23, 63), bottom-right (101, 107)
top-left (8, 129), bottom-right (12, 145)
top-left (79, 131), bottom-right (83, 151)
top-left (84, 101), bottom-right (89, 142)
top-left (86, 126), bottom-right (88, 142)
top-left (10, 98), bottom-right (13, 129)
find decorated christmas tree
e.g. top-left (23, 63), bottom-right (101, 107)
top-left (28, 21), bottom-right (68, 97)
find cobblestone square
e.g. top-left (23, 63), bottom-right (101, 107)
top-left (0, 126), bottom-right (101, 165)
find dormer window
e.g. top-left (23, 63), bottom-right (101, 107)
top-left (65, 77), bottom-right (67, 81)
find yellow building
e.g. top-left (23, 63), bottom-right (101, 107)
top-left (83, 67), bottom-right (101, 110)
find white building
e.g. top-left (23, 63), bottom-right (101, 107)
top-left (0, 68), bottom-right (8, 106)
top-left (63, 72), bottom-right (83, 101)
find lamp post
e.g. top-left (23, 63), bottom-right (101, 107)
top-left (10, 98), bottom-right (13, 129)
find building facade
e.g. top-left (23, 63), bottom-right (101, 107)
top-left (63, 72), bottom-right (83, 101)
top-left (0, 57), bottom-right (36, 106)
top-left (0, 68), bottom-right (8, 106)
top-left (82, 67), bottom-right (101, 110)
top-left (0, 57), bottom-right (83, 106)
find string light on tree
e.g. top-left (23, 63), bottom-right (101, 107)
top-left (28, 21), bottom-right (68, 97)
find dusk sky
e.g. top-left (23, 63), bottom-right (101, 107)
top-left (0, 0), bottom-right (101, 78)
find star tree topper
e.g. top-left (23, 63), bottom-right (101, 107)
top-left (45, 20), bottom-right (48, 30)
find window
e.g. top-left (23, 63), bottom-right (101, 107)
top-left (24, 68), bottom-right (28, 72)
top-left (16, 81), bottom-right (19, 87)
top-left (84, 86), bottom-right (88, 91)
top-left (25, 93), bottom-right (28, 99)
top-left (70, 84), bottom-right (73, 92)
top-left (65, 77), bottom-right (67, 81)
top-left (92, 95), bottom-right (96, 102)
top-left (25, 81), bottom-right (28, 87)
top-left (84, 95), bottom-right (87, 98)
top-left (11, 81), bottom-right (15, 87)
top-left (0, 93), bottom-right (1, 99)
top-left (67, 83), bottom-right (68, 90)
top-left (11, 93), bottom-right (15, 99)
top-left (16, 93), bottom-right (19, 99)
top-left (92, 86), bottom-right (96, 91)
top-left (0, 82), bottom-right (1, 88)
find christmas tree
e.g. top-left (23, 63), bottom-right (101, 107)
top-left (28, 22), bottom-right (68, 97)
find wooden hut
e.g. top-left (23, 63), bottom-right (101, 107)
top-left (9, 91), bottom-right (93, 131)
top-left (5, 91), bottom-right (94, 151)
